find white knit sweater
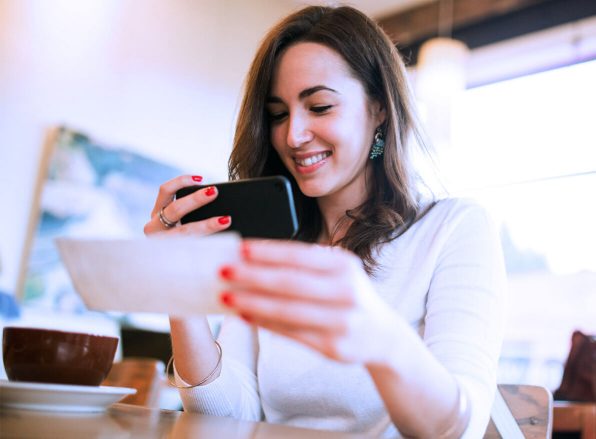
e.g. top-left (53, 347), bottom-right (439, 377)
top-left (175, 198), bottom-right (507, 438)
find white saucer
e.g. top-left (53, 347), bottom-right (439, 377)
top-left (0, 380), bottom-right (136, 412)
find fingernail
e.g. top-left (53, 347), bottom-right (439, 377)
top-left (205, 186), bottom-right (216, 196)
top-left (240, 313), bottom-right (253, 323)
top-left (220, 292), bottom-right (234, 307)
top-left (241, 242), bottom-right (251, 259)
top-left (192, 175), bottom-right (203, 182)
top-left (218, 216), bottom-right (231, 225)
top-left (219, 266), bottom-right (234, 280)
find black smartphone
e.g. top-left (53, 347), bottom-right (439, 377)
top-left (176, 176), bottom-right (298, 239)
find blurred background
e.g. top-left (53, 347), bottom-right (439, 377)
top-left (1, 0), bottom-right (595, 404)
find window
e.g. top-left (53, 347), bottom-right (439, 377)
top-left (447, 59), bottom-right (596, 389)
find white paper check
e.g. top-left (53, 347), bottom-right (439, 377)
top-left (55, 234), bottom-right (241, 316)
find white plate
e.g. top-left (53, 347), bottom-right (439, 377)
top-left (0, 380), bottom-right (136, 412)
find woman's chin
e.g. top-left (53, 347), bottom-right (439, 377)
top-left (296, 181), bottom-right (329, 198)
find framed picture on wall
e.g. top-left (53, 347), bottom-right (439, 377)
top-left (17, 126), bottom-right (183, 313)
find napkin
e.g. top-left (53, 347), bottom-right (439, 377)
top-left (55, 234), bottom-right (241, 316)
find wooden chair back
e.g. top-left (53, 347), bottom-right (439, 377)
top-left (553, 401), bottom-right (596, 439)
top-left (103, 358), bottom-right (165, 407)
top-left (484, 384), bottom-right (553, 438)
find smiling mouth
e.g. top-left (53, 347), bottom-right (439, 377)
top-left (294, 152), bottom-right (332, 167)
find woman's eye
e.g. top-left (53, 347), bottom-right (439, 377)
top-left (269, 112), bottom-right (288, 122)
top-left (311, 105), bottom-right (333, 114)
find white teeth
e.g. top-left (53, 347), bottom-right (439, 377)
top-left (296, 152), bottom-right (330, 167)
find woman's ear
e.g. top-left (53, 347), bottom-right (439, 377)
top-left (370, 99), bottom-right (386, 126)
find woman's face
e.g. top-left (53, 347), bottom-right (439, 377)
top-left (267, 42), bottom-right (384, 203)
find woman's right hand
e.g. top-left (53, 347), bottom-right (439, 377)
top-left (143, 175), bottom-right (232, 236)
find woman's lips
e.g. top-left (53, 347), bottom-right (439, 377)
top-left (294, 151), bottom-right (331, 174)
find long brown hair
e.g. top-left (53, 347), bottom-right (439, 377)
top-left (229, 6), bottom-right (433, 273)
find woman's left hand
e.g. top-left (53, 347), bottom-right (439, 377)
top-left (218, 239), bottom-right (399, 365)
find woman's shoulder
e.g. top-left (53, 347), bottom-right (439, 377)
top-left (411, 197), bottom-right (499, 238)
top-left (433, 197), bottom-right (502, 242)
top-left (374, 197), bottom-right (502, 278)
top-left (424, 197), bottom-right (493, 222)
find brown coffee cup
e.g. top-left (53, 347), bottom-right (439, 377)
top-left (2, 326), bottom-right (119, 386)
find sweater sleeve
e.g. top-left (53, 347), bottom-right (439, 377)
top-left (424, 201), bottom-right (508, 438)
top-left (174, 316), bottom-right (262, 421)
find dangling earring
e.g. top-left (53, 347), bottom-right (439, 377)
top-left (369, 127), bottom-right (385, 160)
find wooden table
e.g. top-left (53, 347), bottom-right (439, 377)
top-left (553, 401), bottom-right (596, 439)
top-left (0, 403), bottom-right (360, 438)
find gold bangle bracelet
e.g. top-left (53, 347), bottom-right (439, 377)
top-left (166, 340), bottom-right (222, 389)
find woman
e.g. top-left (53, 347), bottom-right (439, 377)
top-left (144, 6), bottom-right (506, 438)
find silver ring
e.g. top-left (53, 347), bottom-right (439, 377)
top-left (158, 207), bottom-right (177, 228)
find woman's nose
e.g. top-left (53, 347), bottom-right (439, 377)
top-left (286, 114), bottom-right (314, 148)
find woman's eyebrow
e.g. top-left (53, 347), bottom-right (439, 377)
top-left (298, 85), bottom-right (338, 99)
top-left (266, 85), bottom-right (338, 103)
top-left (266, 96), bottom-right (283, 104)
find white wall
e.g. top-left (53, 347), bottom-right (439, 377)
top-left (0, 0), bottom-right (296, 294)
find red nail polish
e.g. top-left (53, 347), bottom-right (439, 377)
top-left (220, 292), bottom-right (234, 307)
top-left (218, 216), bottom-right (231, 225)
top-left (219, 266), bottom-right (234, 280)
top-left (205, 186), bottom-right (216, 196)
top-left (192, 175), bottom-right (203, 182)
top-left (240, 313), bottom-right (253, 323)
top-left (241, 242), bottom-right (251, 260)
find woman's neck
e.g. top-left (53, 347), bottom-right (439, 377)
top-left (316, 174), bottom-right (369, 245)
top-left (317, 200), bottom-right (351, 245)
